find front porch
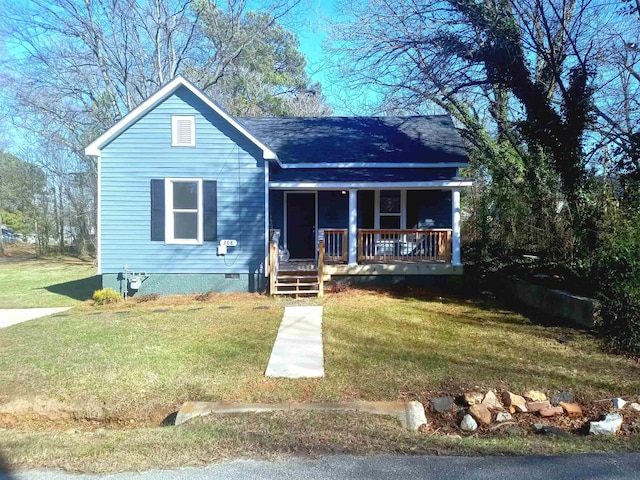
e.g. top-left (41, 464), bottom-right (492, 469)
top-left (267, 186), bottom-right (466, 296)
top-left (269, 187), bottom-right (463, 267)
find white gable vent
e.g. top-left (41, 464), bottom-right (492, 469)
top-left (172, 115), bottom-right (195, 146)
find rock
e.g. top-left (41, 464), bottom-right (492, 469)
top-left (589, 413), bottom-right (623, 436)
top-left (538, 406), bottom-right (564, 417)
top-left (463, 391), bottom-right (484, 406)
top-left (502, 391), bottom-right (528, 413)
top-left (469, 404), bottom-right (492, 426)
top-left (629, 402), bottom-right (640, 412)
top-left (550, 391), bottom-right (574, 405)
top-left (495, 412), bottom-right (513, 422)
top-left (430, 396), bottom-right (455, 413)
top-left (524, 390), bottom-right (547, 402)
top-left (559, 402), bottom-right (583, 417)
top-left (460, 414), bottom-right (478, 432)
top-left (534, 424), bottom-right (569, 437)
top-left (481, 390), bottom-right (503, 410)
top-left (612, 398), bottom-right (627, 410)
top-left (526, 400), bottom-right (551, 412)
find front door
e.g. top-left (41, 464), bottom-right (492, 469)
top-left (286, 192), bottom-right (316, 259)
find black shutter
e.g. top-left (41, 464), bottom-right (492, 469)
top-left (203, 180), bottom-right (217, 241)
top-left (150, 179), bottom-right (165, 241)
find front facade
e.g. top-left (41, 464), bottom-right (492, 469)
top-left (86, 77), bottom-right (471, 296)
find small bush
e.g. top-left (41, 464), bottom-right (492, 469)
top-left (92, 288), bottom-right (122, 305)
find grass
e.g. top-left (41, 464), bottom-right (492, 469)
top-left (6, 290), bottom-right (639, 423)
top-left (0, 256), bottom-right (99, 308)
top-left (2, 412), bottom-right (640, 474)
top-left (1, 258), bottom-right (640, 472)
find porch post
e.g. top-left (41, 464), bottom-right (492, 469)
top-left (452, 188), bottom-right (461, 266)
top-left (348, 189), bottom-right (358, 265)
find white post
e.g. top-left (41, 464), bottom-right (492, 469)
top-left (452, 188), bottom-right (461, 266)
top-left (348, 189), bottom-right (358, 265)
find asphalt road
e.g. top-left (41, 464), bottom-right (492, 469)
top-left (3, 453), bottom-right (640, 480)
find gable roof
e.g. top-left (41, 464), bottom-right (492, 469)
top-left (240, 115), bottom-right (468, 169)
top-left (85, 76), bottom-right (277, 160)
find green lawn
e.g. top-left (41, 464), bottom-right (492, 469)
top-left (0, 257), bottom-right (98, 308)
top-left (1, 259), bottom-right (640, 472)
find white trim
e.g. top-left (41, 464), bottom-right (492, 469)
top-left (269, 180), bottom-right (473, 190)
top-left (85, 76), bottom-right (277, 160)
top-left (284, 191), bottom-right (317, 259)
top-left (374, 190), bottom-right (380, 229)
top-left (164, 178), bottom-right (203, 245)
top-left (452, 188), bottom-right (461, 266)
top-left (279, 162), bottom-right (467, 169)
top-left (96, 155), bottom-right (102, 275)
top-left (348, 190), bottom-right (358, 265)
top-left (375, 190), bottom-right (405, 229)
top-left (264, 161), bottom-right (269, 277)
top-left (171, 115), bottom-right (195, 146)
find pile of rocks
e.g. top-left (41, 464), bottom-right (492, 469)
top-left (429, 390), bottom-right (640, 436)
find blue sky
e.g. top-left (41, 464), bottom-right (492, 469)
top-left (280, 0), bottom-right (381, 115)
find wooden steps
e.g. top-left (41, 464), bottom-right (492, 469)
top-left (272, 268), bottom-right (320, 297)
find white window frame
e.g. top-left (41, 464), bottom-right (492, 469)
top-left (165, 178), bottom-right (203, 244)
top-left (374, 190), bottom-right (406, 229)
top-left (171, 115), bottom-right (196, 147)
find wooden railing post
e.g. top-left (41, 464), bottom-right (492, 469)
top-left (318, 239), bottom-right (325, 297)
top-left (269, 241), bottom-right (277, 295)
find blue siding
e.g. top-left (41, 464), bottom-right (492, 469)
top-left (407, 190), bottom-right (452, 229)
top-left (100, 86), bottom-right (266, 275)
top-left (318, 191), bottom-right (349, 228)
top-left (269, 190), bottom-right (284, 232)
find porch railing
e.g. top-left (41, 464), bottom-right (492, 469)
top-left (358, 229), bottom-right (452, 264)
top-left (322, 229), bottom-right (348, 264)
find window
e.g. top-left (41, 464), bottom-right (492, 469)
top-left (166, 179), bottom-right (202, 244)
top-left (376, 190), bottom-right (405, 229)
top-left (150, 179), bottom-right (217, 244)
top-left (171, 115), bottom-right (195, 146)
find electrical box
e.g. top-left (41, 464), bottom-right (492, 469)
top-left (217, 245), bottom-right (227, 255)
top-left (129, 276), bottom-right (141, 290)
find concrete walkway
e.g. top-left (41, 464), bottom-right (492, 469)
top-left (0, 308), bottom-right (72, 328)
top-left (265, 306), bottom-right (324, 378)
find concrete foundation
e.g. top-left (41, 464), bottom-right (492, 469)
top-left (102, 272), bottom-right (265, 296)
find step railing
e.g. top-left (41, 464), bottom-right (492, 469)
top-left (268, 230), bottom-right (280, 295)
top-left (318, 239), bottom-right (324, 297)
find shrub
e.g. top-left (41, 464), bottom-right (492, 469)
top-left (92, 288), bottom-right (122, 305)
top-left (593, 205), bottom-right (640, 355)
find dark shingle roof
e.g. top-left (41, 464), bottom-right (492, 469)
top-left (240, 115), bottom-right (468, 165)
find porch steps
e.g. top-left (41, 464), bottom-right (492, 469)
top-left (272, 269), bottom-right (320, 298)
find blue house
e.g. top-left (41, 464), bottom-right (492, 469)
top-left (85, 76), bottom-right (472, 296)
